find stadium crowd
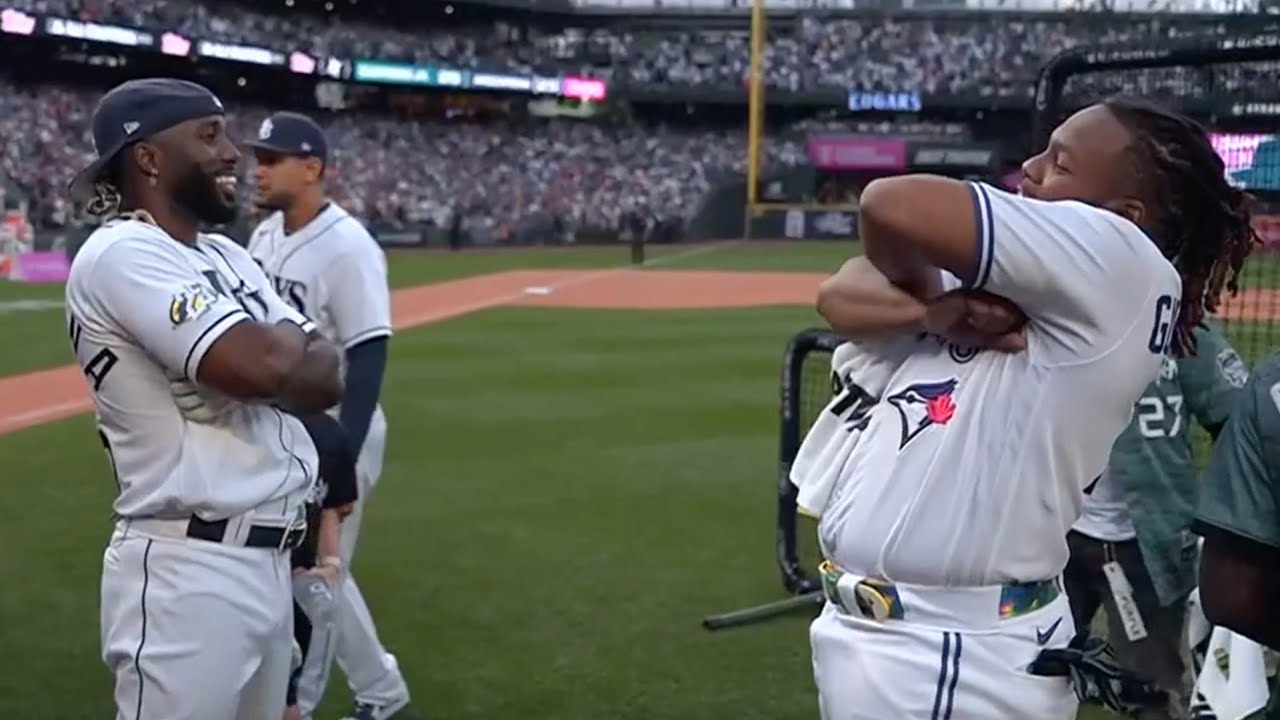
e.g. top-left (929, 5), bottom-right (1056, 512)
top-left (7, 0), bottom-right (1279, 96)
top-left (0, 81), bottom-right (806, 236)
top-left (4, 0), bottom-right (1277, 236)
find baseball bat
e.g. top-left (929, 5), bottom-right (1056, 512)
top-left (701, 590), bottom-right (824, 631)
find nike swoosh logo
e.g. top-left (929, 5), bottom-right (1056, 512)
top-left (1036, 617), bottom-right (1063, 646)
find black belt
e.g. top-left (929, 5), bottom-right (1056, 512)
top-left (187, 516), bottom-right (307, 551)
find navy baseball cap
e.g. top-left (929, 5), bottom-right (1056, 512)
top-left (69, 77), bottom-right (226, 199)
top-left (247, 112), bottom-right (328, 164)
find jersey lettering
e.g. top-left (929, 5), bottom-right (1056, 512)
top-left (1147, 294), bottom-right (1181, 354)
top-left (828, 373), bottom-right (876, 432)
top-left (68, 315), bottom-right (118, 391)
top-left (266, 273), bottom-right (308, 316)
top-left (203, 269), bottom-right (268, 321)
top-left (918, 332), bottom-right (980, 365)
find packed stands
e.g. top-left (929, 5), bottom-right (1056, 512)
top-left (0, 81), bottom-right (805, 236)
top-left (3, 0), bottom-right (1276, 237)
top-left (8, 0), bottom-right (1278, 95)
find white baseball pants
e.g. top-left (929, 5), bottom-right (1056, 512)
top-left (101, 523), bottom-right (294, 720)
top-left (810, 577), bottom-right (1079, 720)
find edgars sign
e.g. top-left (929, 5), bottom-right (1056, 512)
top-left (847, 91), bottom-right (922, 113)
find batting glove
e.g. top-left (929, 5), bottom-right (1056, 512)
top-left (169, 379), bottom-right (231, 423)
top-left (1029, 634), bottom-right (1168, 717)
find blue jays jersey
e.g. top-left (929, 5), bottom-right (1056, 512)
top-left (817, 182), bottom-right (1183, 587)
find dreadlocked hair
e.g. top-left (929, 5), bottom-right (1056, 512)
top-left (84, 152), bottom-right (157, 226)
top-left (1103, 97), bottom-right (1259, 357)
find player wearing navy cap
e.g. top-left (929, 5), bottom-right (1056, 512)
top-left (64, 78), bottom-right (345, 719)
top-left (246, 111), bottom-right (407, 720)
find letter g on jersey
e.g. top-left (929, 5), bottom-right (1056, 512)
top-left (169, 282), bottom-right (218, 326)
top-left (887, 378), bottom-right (959, 450)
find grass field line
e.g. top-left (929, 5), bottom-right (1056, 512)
top-left (0, 241), bottom-right (742, 436)
top-left (391, 240), bottom-right (741, 326)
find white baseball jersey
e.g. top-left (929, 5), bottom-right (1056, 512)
top-left (65, 218), bottom-right (320, 521)
top-left (819, 181), bottom-right (1182, 586)
top-left (246, 203), bottom-right (392, 355)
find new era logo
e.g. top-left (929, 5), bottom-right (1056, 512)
top-left (123, 121), bottom-right (140, 135)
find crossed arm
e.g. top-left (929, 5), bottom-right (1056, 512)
top-left (819, 176), bottom-right (1019, 345)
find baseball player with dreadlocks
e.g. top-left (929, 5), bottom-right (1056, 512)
top-left (244, 111), bottom-right (406, 720)
top-left (810, 97), bottom-right (1256, 720)
top-left (64, 78), bottom-right (345, 719)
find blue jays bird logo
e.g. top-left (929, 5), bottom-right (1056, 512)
top-left (887, 379), bottom-right (959, 450)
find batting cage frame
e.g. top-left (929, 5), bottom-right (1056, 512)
top-left (1031, 34), bottom-right (1280, 149)
top-left (702, 327), bottom-right (842, 631)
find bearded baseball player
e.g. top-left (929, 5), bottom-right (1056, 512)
top-left (811, 98), bottom-right (1256, 719)
top-left (244, 111), bottom-right (406, 720)
top-left (64, 78), bottom-right (344, 719)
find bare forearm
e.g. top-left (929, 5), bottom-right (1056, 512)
top-left (316, 508), bottom-right (343, 561)
top-left (277, 338), bottom-right (343, 414)
top-left (817, 257), bottom-right (929, 340)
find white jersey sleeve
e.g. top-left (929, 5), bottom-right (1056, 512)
top-left (966, 181), bottom-right (1171, 363)
top-left (322, 227), bottom-right (393, 349)
top-left (81, 237), bottom-right (252, 381)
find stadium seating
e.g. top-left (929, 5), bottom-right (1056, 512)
top-left (3, 0), bottom-right (1277, 234)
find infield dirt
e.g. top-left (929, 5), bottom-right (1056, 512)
top-left (0, 269), bottom-right (828, 436)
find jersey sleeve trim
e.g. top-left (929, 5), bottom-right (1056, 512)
top-left (966, 182), bottom-right (994, 290)
top-left (1190, 517), bottom-right (1280, 551)
top-left (342, 325), bottom-right (393, 349)
top-left (182, 309), bottom-right (250, 381)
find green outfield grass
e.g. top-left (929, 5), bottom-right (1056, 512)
top-left (0, 242), bottom-right (851, 378)
top-left (0, 240), bottom-right (1274, 719)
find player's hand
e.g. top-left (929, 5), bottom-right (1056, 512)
top-left (924, 290), bottom-right (1028, 353)
top-left (170, 379), bottom-right (232, 423)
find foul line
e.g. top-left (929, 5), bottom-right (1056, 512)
top-left (0, 241), bottom-right (741, 436)
top-left (393, 240), bottom-right (739, 327)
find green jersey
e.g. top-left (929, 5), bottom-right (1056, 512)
top-left (1104, 322), bottom-right (1247, 605)
top-left (1195, 348), bottom-right (1280, 553)
top-left (1194, 349), bottom-right (1280, 719)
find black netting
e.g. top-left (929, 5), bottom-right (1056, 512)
top-left (794, 344), bottom-right (838, 576)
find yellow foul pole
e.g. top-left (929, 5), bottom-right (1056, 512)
top-left (745, 0), bottom-right (765, 210)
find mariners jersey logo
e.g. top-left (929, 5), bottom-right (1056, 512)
top-left (887, 379), bottom-right (958, 450)
top-left (169, 283), bottom-right (218, 326)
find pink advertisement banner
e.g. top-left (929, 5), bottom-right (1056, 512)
top-left (807, 135), bottom-right (907, 171)
top-left (12, 251), bottom-right (70, 283)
